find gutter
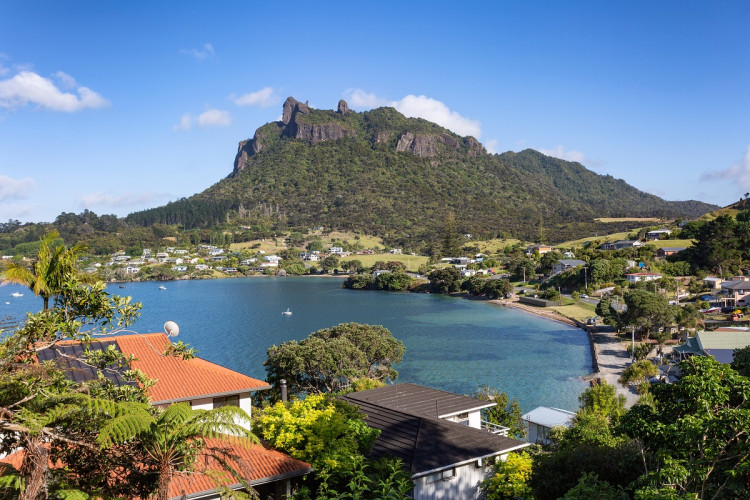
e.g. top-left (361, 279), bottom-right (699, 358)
top-left (172, 466), bottom-right (315, 500)
top-left (151, 385), bottom-right (272, 405)
top-left (410, 442), bottom-right (531, 480)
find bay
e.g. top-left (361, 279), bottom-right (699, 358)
top-left (0, 277), bottom-right (591, 412)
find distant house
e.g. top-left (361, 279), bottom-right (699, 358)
top-left (340, 384), bottom-right (528, 500)
top-left (625, 272), bottom-right (662, 283)
top-left (601, 240), bottom-right (643, 251)
top-left (703, 277), bottom-right (723, 289)
top-left (521, 406), bottom-right (576, 445)
top-left (173, 249), bottom-right (188, 255)
top-left (552, 259), bottom-right (585, 275)
top-left (562, 251), bottom-right (576, 259)
top-left (172, 265), bottom-right (187, 272)
top-left (372, 269), bottom-right (391, 278)
top-left (299, 253), bottom-right (319, 262)
top-left (646, 229), bottom-right (672, 240)
top-left (264, 255), bottom-right (282, 263)
top-left (656, 247), bottom-right (686, 258)
top-left (389, 248), bottom-right (402, 254)
top-left (194, 264), bottom-right (209, 271)
top-left (460, 269), bottom-right (476, 277)
top-left (675, 329), bottom-right (750, 364)
top-left (329, 246), bottom-right (344, 255)
top-left (208, 249), bottom-right (224, 256)
top-left (526, 244), bottom-right (552, 255)
top-left (124, 265), bottom-right (140, 275)
top-left (722, 280), bottom-right (750, 306)
top-left (222, 267), bottom-right (238, 273)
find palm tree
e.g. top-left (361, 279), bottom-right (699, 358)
top-left (119, 402), bottom-right (258, 500)
top-left (2, 231), bottom-right (86, 311)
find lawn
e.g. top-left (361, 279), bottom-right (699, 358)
top-left (475, 238), bottom-right (524, 254)
top-left (549, 302), bottom-right (597, 322)
top-left (594, 217), bottom-right (668, 223)
top-left (650, 239), bottom-right (694, 249)
top-left (340, 253), bottom-right (429, 272)
top-left (557, 231), bottom-right (637, 249)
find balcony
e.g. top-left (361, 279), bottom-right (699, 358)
top-left (481, 420), bottom-right (509, 436)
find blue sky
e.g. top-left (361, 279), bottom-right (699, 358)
top-left (1, 1), bottom-right (749, 223)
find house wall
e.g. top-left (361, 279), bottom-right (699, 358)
top-left (188, 392), bottom-right (252, 429)
top-left (412, 461), bottom-right (494, 500)
top-left (527, 423), bottom-right (553, 445)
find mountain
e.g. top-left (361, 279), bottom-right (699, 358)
top-left (126, 97), bottom-right (717, 248)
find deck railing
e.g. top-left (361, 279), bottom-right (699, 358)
top-left (481, 420), bottom-right (510, 436)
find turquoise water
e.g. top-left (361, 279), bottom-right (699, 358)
top-left (0, 277), bottom-right (591, 411)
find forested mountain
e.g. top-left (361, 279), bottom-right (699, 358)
top-left (126, 97), bottom-right (717, 247)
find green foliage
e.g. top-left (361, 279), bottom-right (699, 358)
top-left (731, 345), bottom-right (750, 377)
top-left (560, 472), bottom-right (628, 500)
top-left (626, 343), bottom-right (654, 361)
top-left (472, 386), bottom-right (526, 438)
top-left (619, 360), bottom-right (659, 387)
top-left (253, 395), bottom-right (379, 482)
top-left (577, 381), bottom-right (626, 424)
top-left (263, 323), bottom-right (405, 397)
top-left (507, 257), bottom-right (537, 282)
top-left (428, 267), bottom-right (462, 293)
top-left (482, 452), bottom-right (533, 500)
top-left (622, 289), bottom-right (674, 340)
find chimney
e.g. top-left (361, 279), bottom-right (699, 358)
top-left (280, 379), bottom-right (288, 402)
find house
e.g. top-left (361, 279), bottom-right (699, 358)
top-left (329, 246), bottom-right (344, 255)
top-left (195, 264), bottom-right (209, 271)
top-left (562, 251), bottom-right (576, 259)
top-left (703, 277), bottom-right (722, 289)
top-left (521, 406), bottom-right (576, 445)
top-left (172, 265), bottom-right (188, 272)
top-left (460, 269), bottom-right (476, 277)
top-left (208, 249), bottom-right (224, 256)
top-left (31, 333), bottom-right (313, 499)
top-left (656, 247), bottom-right (686, 258)
top-left (674, 329), bottom-right (750, 364)
top-left (124, 265), bottom-right (140, 275)
top-left (646, 229), bottom-right (672, 240)
top-left (551, 259), bottom-right (585, 275)
top-left (600, 240), bottom-right (643, 251)
top-left (299, 253), bottom-right (318, 262)
top-left (223, 267), bottom-right (238, 273)
top-left (372, 269), bottom-right (391, 278)
top-left (264, 255), bottom-right (282, 263)
top-left (173, 249), bottom-right (189, 255)
top-left (389, 248), bottom-right (402, 254)
top-left (721, 280), bottom-right (750, 306)
top-left (525, 244), bottom-right (552, 255)
top-left (625, 272), bottom-right (662, 283)
top-left (340, 383), bottom-right (529, 500)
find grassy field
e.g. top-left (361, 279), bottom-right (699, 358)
top-left (549, 302), bottom-right (597, 322)
top-left (557, 231), bottom-right (636, 249)
top-left (474, 238), bottom-right (524, 254)
top-left (650, 239), bottom-right (694, 249)
top-left (230, 231), bottom-right (385, 254)
top-left (594, 217), bottom-right (668, 223)
top-left (340, 253), bottom-right (429, 272)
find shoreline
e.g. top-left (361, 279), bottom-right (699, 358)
top-left (487, 297), bottom-right (580, 328)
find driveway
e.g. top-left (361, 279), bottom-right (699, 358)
top-left (590, 327), bottom-right (640, 407)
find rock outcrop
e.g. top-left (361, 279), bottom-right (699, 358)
top-left (337, 99), bottom-right (350, 115)
top-left (280, 97), bottom-right (354, 144)
top-left (396, 132), bottom-right (438, 158)
top-left (233, 129), bottom-right (266, 174)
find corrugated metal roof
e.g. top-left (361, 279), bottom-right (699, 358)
top-left (696, 330), bottom-right (750, 351)
top-left (521, 406), bottom-right (575, 429)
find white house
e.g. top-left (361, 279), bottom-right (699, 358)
top-left (194, 264), bottom-right (209, 271)
top-left (521, 406), bottom-right (576, 445)
top-left (172, 265), bottom-right (188, 272)
top-left (329, 246), bottom-right (344, 255)
top-left (460, 269), bottom-right (477, 277)
top-left (341, 384), bottom-right (528, 500)
top-left (389, 248), bottom-right (402, 254)
top-left (173, 249), bottom-right (189, 255)
top-left (552, 259), bottom-right (586, 275)
top-left (264, 255), bottom-right (282, 263)
top-left (625, 272), bottom-right (662, 283)
top-left (646, 229), bottom-right (672, 240)
top-left (124, 265), bottom-right (140, 275)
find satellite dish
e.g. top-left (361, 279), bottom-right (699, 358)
top-left (164, 321), bottom-right (180, 337)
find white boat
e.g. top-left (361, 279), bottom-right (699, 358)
top-left (158, 285), bottom-right (167, 290)
top-left (282, 308), bottom-right (292, 316)
top-left (10, 292), bottom-right (23, 297)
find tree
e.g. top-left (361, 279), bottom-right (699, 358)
top-left (321, 255), bottom-right (340, 273)
top-left (428, 267), bottom-right (462, 294)
top-left (440, 212), bottom-right (462, 258)
top-left (2, 230), bottom-right (86, 310)
top-left (560, 472), bottom-right (627, 500)
top-left (131, 402), bottom-right (257, 500)
top-left (472, 386), bottom-right (525, 438)
top-left (482, 452), bottom-right (533, 500)
top-left (483, 279), bottom-right (513, 299)
top-left (619, 360), bottom-right (659, 387)
top-left (507, 257), bottom-right (536, 282)
top-left (264, 323), bottom-right (405, 397)
top-left (622, 289), bottom-right (674, 340)
top-left (731, 345), bottom-right (750, 377)
top-left (577, 381), bottom-right (626, 425)
top-left (539, 251), bottom-right (564, 274)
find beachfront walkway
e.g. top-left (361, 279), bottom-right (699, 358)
top-left (591, 328), bottom-right (639, 407)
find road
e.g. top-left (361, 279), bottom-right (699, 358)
top-left (590, 326), bottom-right (640, 407)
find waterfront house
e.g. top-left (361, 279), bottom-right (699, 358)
top-left (552, 259), bottom-right (586, 275)
top-left (29, 333), bottom-right (313, 498)
top-left (521, 407), bottom-right (576, 445)
top-left (625, 272), bottom-right (662, 283)
top-left (525, 244), bottom-right (552, 255)
top-left (208, 249), bottom-right (224, 256)
top-left (172, 265), bottom-right (188, 272)
top-left (656, 247), bottom-right (686, 258)
top-left (124, 265), bottom-right (140, 275)
top-left (372, 269), bottom-right (391, 278)
top-left (195, 264), bottom-right (209, 271)
top-left (340, 383), bottom-right (528, 500)
top-left (674, 329), bottom-right (750, 364)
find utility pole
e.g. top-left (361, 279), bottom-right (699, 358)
top-left (631, 326), bottom-right (636, 363)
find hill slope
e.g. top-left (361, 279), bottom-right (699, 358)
top-left (127, 97), bottom-right (717, 247)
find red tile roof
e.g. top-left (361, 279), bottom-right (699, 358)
top-left (113, 333), bottom-right (271, 404)
top-left (1, 439), bottom-right (312, 500)
top-left (168, 438), bottom-right (312, 499)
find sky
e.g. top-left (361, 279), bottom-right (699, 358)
top-left (1, 1), bottom-right (749, 223)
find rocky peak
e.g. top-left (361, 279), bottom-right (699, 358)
top-left (281, 97), bottom-right (298, 124)
top-left (337, 99), bottom-right (350, 115)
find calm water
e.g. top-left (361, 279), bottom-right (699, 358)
top-left (1, 277), bottom-right (591, 411)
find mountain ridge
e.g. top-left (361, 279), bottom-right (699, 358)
top-left (126, 98), bottom-right (717, 249)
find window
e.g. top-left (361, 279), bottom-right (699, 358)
top-left (213, 395), bottom-right (239, 409)
top-left (426, 468), bottom-right (455, 483)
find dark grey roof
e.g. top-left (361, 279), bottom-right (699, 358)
top-left (724, 281), bottom-right (750, 290)
top-left (339, 394), bottom-right (528, 476)
top-left (343, 383), bottom-right (493, 419)
top-left (36, 340), bottom-right (136, 387)
top-left (705, 349), bottom-right (735, 364)
top-left (659, 247), bottom-right (686, 252)
top-left (557, 259), bottom-right (585, 267)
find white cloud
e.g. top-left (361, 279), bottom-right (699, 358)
top-left (0, 174), bottom-right (35, 202)
top-left (233, 86), bottom-right (279, 107)
top-left (78, 191), bottom-right (165, 208)
top-left (700, 145), bottom-right (750, 191)
top-left (0, 71), bottom-right (109, 112)
top-left (484, 139), bottom-right (499, 154)
top-left (343, 88), bottom-right (389, 108)
top-left (342, 88), bottom-right (482, 138)
top-left (180, 43), bottom-right (214, 60)
top-left (537, 145), bottom-right (604, 168)
top-left (53, 71), bottom-right (77, 89)
top-left (173, 108), bottom-right (231, 130)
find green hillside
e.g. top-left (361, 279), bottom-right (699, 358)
top-left (126, 98), bottom-right (717, 250)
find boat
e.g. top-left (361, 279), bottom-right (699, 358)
top-left (158, 285), bottom-right (167, 290)
top-left (119, 285), bottom-right (126, 289)
top-left (10, 292), bottom-right (23, 297)
top-left (282, 308), bottom-right (292, 316)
